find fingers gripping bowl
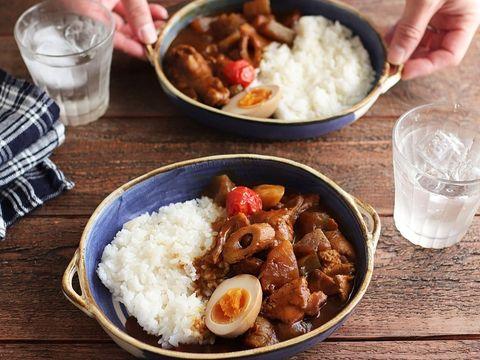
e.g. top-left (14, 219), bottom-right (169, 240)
top-left (146, 0), bottom-right (402, 140)
top-left (62, 154), bottom-right (380, 359)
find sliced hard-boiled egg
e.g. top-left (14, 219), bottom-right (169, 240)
top-left (205, 274), bottom-right (262, 338)
top-left (222, 85), bottom-right (281, 118)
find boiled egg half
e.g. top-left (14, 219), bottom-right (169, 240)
top-left (205, 274), bottom-right (262, 338)
top-left (222, 85), bottom-right (281, 118)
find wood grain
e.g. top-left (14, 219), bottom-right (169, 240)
top-left (14, 113), bottom-right (470, 217)
top-left (1, 0), bottom-right (480, 358)
top-left (0, 217), bottom-right (479, 341)
top-left (42, 116), bottom-right (398, 217)
top-left (1, 340), bottom-right (479, 360)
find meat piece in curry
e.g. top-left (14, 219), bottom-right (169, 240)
top-left (190, 173), bottom-right (357, 351)
top-left (164, 45), bottom-right (230, 107)
top-left (261, 277), bottom-right (311, 324)
top-left (258, 240), bottom-right (299, 293)
top-left (243, 316), bottom-right (278, 348)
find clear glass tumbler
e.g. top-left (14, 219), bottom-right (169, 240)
top-left (393, 103), bottom-right (480, 248)
top-left (14, 0), bottom-right (115, 126)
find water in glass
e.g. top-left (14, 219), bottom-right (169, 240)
top-left (393, 104), bottom-right (480, 248)
top-left (15, 1), bottom-right (114, 126)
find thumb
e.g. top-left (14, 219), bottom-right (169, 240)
top-left (388, 0), bottom-right (440, 64)
top-left (121, 0), bottom-right (157, 44)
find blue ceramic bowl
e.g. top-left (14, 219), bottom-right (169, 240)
top-left (63, 154), bottom-right (380, 359)
top-left (147, 0), bottom-right (402, 140)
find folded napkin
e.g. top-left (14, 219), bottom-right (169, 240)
top-left (0, 69), bottom-right (74, 239)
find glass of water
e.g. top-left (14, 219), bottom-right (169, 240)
top-left (14, 0), bottom-right (115, 126)
top-left (393, 102), bottom-right (480, 248)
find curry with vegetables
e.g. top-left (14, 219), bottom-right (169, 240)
top-left (126, 174), bottom-right (357, 352)
top-left (164, 0), bottom-right (299, 117)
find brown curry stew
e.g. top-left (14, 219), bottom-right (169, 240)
top-left (163, 0), bottom-right (300, 112)
top-left (125, 174), bottom-right (357, 353)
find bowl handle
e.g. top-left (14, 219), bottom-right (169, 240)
top-left (352, 197), bottom-right (381, 251)
top-left (379, 63), bottom-right (403, 94)
top-left (62, 249), bottom-right (95, 318)
top-left (146, 43), bottom-right (157, 67)
top-left (145, 24), bottom-right (165, 66)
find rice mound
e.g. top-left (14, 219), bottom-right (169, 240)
top-left (97, 197), bottom-right (224, 348)
top-left (257, 16), bottom-right (375, 121)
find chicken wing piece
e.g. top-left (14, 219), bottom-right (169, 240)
top-left (252, 208), bottom-right (294, 243)
top-left (296, 211), bottom-right (338, 238)
top-left (165, 45), bottom-right (230, 107)
top-left (283, 194), bottom-right (320, 222)
top-left (244, 316), bottom-right (278, 348)
top-left (294, 228), bottom-right (331, 258)
top-left (262, 277), bottom-right (310, 324)
top-left (259, 240), bottom-right (299, 293)
top-left (325, 230), bottom-right (356, 261)
top-left (308, 269), bottom-right (338, 296)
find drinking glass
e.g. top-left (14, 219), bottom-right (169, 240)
top-left (14, 0), bottom-right (115, 126)
top-left (393, 102), bottom-right (480, 248)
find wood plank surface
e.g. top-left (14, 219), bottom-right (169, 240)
top-left (44, 118), bottom-right (399, 217)
top-left (1, 0), bottom-right (480, 359)
top-left (1, 340), bottom-right (479, 360)
top-left (22, 112), bottom-right (479, 217)
top-left (1, 217), bottom-right (479, 341)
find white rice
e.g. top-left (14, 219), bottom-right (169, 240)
top-left (97, 197), bottom-right (224, 348)
top-left (257, 16), bottom-right (375, 121)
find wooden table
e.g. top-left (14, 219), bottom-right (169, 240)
top-left (1, 1), bottom-right (479, 359)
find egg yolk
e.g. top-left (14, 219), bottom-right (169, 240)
top-left (212, 288), bottom-right (250, 324)
top-left (238, 88), bottom-right (272, 108)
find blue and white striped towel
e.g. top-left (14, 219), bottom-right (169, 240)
top-left (0, 69), bottom-right (74, 239)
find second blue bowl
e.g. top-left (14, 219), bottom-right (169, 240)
top-left (147, 0), bottom-right (401, 140)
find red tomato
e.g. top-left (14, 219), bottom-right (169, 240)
top-left (226, 186), bottom-right (262, 217)
top-left (223, 60), bottom-right (256, 88)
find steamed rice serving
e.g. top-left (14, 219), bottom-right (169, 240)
top-left (256, 16), bottom-right (376, 120)
top-left (97, 197), bottom-right (224, 348)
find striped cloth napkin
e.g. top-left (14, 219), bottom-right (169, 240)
top-left (0, 69), bottom-right (74, 239)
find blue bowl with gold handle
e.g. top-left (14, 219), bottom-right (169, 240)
top-left (62, 154), bottom-right (380, 359)
top-left (146, 0), bottom-right (401, 140)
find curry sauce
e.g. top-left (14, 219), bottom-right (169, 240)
top-left (123, 173), bottom-right (356, 353)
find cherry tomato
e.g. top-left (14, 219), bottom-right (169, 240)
top-left (223, 60), bottom-right (256, 88)
top-left (226, 186), bottom-right (262, 217)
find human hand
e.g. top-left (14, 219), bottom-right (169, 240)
top-left (102, 0), bottom-right (168, 59)
top-left (386, 0), bottom-right (480, 79)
